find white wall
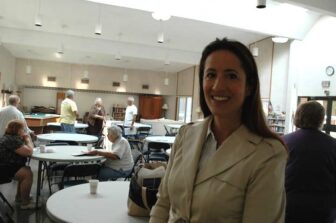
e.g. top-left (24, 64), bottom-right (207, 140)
top-left (284, 16), bottom-right (336, 133)
top-left (16, 58), bottom-right (177, 95)
top-left (254, 38), bottom-right (273, 99)
top-left (0, 45), bottom-right (16, 107)
top-left (22, 87), bottom-right (139, 117)
top-left (294, 16), bottom-right (336, 96)
top-left (15, 58), bottom-right (181, 119)
top-left (270, 42), bottom-right (290, 113)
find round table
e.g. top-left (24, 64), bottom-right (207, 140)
top-left (166, 124), bottom-right (182, 129)
top-left (46, 181), bottom-right (149, 223)
top-left (47, 122), bottom-right (88, 129)
top-left (145, 136), bottom-right (176, 144)
top-left (106, 120), bottom-right (151, 129)
top-left (37, 133), bottom-right (98, 145)
top-left (31, 145), bottom-right (104, 208)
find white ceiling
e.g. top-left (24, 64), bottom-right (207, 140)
top-left (0, 0), bottom-right (330, 73)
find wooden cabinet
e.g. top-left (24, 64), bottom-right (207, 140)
top-left (139, 95), bottom-right (163, 119)
top-left (112, 106), bottom-right (126, 121)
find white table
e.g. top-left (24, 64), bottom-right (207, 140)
top-left (37, 133), bottom-right (98, 145)
top-left (47, 122), bottom-right (89, 129)
top-left (106, 120), bottom-right (151, 129)
top-left (166, 124), bottom-right (183, 129)
top-left (46, 181), bottom-right (149, 223)
top-left (145, 136), bottom-right (175, 144)
top-left (31, 145), bottom-right (105, 208)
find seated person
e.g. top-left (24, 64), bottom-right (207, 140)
top-left (0, 120), bottom-right (35, 209)
top-left (88, 125), bottom-right (134, 180)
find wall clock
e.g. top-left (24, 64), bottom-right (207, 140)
top-left (326, 66), bottom-right (335, 76)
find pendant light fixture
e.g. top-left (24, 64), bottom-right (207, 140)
top-left (35, 0), bottom-right (43, 27)
top-left (157, 20), bottom-right (164, 43)
top-left (95, 5), bottom-right (102, 35)
top-left (115, 33), bottom-right (122, 60)
top-left (164, 71), bottom-right (169, 86)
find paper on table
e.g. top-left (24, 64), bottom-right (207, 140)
top-left (72, 151), bottom-right (95, 156)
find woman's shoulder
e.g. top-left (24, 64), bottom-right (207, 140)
top-left (0, 135), bottom-right (23, 146)
top-left (254, 136), bottom-right (287, 162)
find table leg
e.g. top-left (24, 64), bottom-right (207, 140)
top-left (35, 160), bottom-right (42, 209)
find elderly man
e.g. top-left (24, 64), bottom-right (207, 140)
top-left (59, 90), bottom-right (79, 133)
top-left (0, 95), bottom-right (33, 137)
top-left (88, 125), bottom-right (134, 180)
top-left (124, 96), bottom-right (137, 127)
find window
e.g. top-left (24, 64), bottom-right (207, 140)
top-left (177, 96), bottom-right (192, 123)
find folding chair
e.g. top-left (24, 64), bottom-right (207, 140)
top-left (124, 151), bottom-right (144, 181)
top-left (40, 142), bottom-right (69, 194)
top-left (0, 164), bottom-right (14, 223)
top-left (164, 125), bottom-right (176, 136)
top-left (135, 126), bottom-right (151, 141)
top-left (58, 163), bottom-right (101, 190)
top-left (0, 192), bottom-right (14, 223)
top-left (128, 139), bottom-right (144, 152)
top-left (145, 142), bottom-right (170, 162)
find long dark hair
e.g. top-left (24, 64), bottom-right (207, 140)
top-left (199, 38), bottom-right (285, 145)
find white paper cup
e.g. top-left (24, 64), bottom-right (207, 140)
top-left (39, 145), bottom-right (46, 153)
top-left (89, 179), bottom-right (99, 194)
top-left (87, 144), bottom-right (93, 151)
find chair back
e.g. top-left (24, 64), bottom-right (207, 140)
top-left (164, 125), bottom-right (176, 136)
top-left (146, 142), bottom-right (170, 162)
top-left (59, 163), bottom-right (101, 189)
top-left (137, 127), bottom-right (151, 135)
top-left (147, 142), bottom-right (170, 152)
top-left (128, 139), bottom-right (144, 151)
top-left (136, 127), bottom-right (151, 140)
top-left (124, 151), bottom-right (144, 181)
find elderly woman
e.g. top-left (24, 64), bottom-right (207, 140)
top-left (284, 101), bottom-right (336, 223)
top-left (87, 97), bottom-right (106, 137)
top-left (0, 120), bottom-right (35, 209)
top-left (88, 124), bottom-right (134, 180)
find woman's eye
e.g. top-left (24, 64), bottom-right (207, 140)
top-left (228, 73), bottom-right (238, 79)
top-left (205, 72), bottom-right (216, 79)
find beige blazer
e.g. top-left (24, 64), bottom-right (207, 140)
top-left (150, 117), bottom-right (287, 223)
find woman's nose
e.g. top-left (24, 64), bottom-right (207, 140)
top-left (212, 76), bottom-right (226, 90)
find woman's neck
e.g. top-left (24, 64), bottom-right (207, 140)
top-left (211, 116), bottom-right (242, 145)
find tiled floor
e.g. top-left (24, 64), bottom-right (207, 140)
top-left (1, 159), bottom-right (54, 223)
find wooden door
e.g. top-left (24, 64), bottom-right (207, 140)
top-left (139, 95), bottom-right (163, 119)
top-left (56, 92), bottom-right (65, 114)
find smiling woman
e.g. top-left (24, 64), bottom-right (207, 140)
top-left (149, 38), bottom-right (287, 223)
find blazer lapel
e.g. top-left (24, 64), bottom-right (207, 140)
top-left (195, 125), bottom-right (262, 185)
top-left (182, 117), bottom-right (210, 209)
